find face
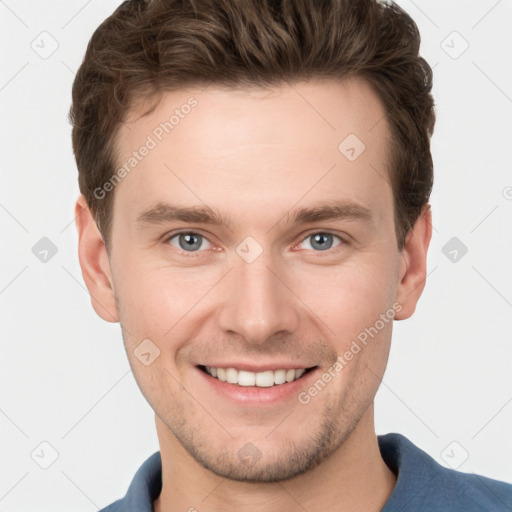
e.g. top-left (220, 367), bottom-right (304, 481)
top-left (77, 78), bottom-right (430, 482)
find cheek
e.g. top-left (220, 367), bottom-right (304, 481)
top-left (113, 240), bottom-right (399, 348)
top-left (293, 256), bottom-right (397, 336)
top-left (113, 256), bottom-right (221, 344)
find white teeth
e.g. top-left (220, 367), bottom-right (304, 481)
top-left (285, 369), bottom-right (296, 382)
top-left (273, 369), bottom-right (286, 385)
top-left (203, 366), bottom-right (310, 387)
top-left (226, 367), bottom-right (238, 384)
top-left (238, 370), bottom-right (256, 386)
top-left (256, 370), bottom-right (274, 387)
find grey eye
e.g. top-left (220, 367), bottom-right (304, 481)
top-left (300, 233), bottom-right (342, 251)
top-left (169, 232), bottom-right (211, 252)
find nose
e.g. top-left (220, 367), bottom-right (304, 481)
top-left (217, 251), bottom-right (300, 345)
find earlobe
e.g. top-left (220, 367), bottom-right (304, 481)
top-left (75, 195), bottom-right (119, 323)
top-left (394, 204), bottom-right (433, 321)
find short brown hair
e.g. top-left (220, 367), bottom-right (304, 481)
top-left (69, 0), bottom-right (435, 253)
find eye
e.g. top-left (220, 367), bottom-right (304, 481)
top-left (166, 232), bottom-right (212, 253)
top-left (297, 232), bottom-right (344, 252)
top-left (164, 230), bottom-right (346, 256)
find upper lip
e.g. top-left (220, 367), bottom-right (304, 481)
top-left (197, 362), bottom-right (318, 372)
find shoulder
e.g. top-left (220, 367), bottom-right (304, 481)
top-left (98, 451), bottom-right (162, 512)
top-left (379, 433), bottom-right (512, 512)
top-left (99, 501), bottom-right (123, 512)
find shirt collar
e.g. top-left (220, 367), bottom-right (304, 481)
top-left (118, 433), bottom-right (436, 511)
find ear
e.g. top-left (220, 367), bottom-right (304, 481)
top-left (75, 195), bottom-right (119, 323)
top-left (394, 204), bottom-right (432, 320)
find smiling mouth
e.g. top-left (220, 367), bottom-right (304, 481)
top-left (197, 365), bottom-right (318, 388)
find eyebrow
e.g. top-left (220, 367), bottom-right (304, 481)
top-left (135, 200), bottom-right (374, 230)
top-left (136, 203), bottom-right (232, 228)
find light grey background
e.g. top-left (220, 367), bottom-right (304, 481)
top-left (1, 0), bottom-right (511, 510)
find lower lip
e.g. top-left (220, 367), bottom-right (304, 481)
top-left (195, 366), bottom-right (319, 406)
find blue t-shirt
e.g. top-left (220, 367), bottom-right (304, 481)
top-left (100, 433), bottom-right (512, 511)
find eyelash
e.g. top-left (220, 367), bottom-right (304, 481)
top-left (163, 230), bottom-right (347, 257)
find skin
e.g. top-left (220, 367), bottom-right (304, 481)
top-left (75, 78), bottom-right (432, 512)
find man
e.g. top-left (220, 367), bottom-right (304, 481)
top-left (70, 0), bottom-right (512, 510)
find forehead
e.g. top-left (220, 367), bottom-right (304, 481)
top-left (120, 77), bottom-right (389, 150)
top-left (113, 78), bottom-right (393, 230)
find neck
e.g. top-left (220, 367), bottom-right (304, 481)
top-left (153, 407), bottom-right (396, 512)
